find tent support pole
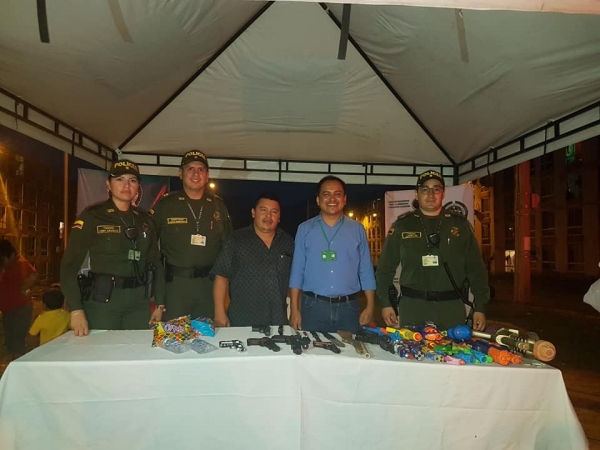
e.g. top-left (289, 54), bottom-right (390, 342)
top-left (337, 4), bottom-right (351, 60)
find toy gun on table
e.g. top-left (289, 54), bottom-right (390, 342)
top-left (451, 342), bottom-right (493, 364)
top-left (468, 339), bottom-right (522, 365)
top-left (219, 340), bottom-right (246, 352)
top-left (402, 324), bottom-right (443, 341)
top-left (271, 333), bottom-right (309, 355)
top-left (252, 325), bottom-right (271, 336)
top-left (246, 337), bottom-right (281, 352)
top-left (385, 327), bottom-right (423, 341)
top-left (472, 328), bottom-right (556, 362)
top-left (445, 325), bottom-right (473, 340)
top-left (310, 332), bottom-right (341, 354)
top-left (363, 326), bottom-right (400, 342)
top-left (355, 329), bottom-right (395, 354)
top-left (337, 330), bottom-right (371, 358)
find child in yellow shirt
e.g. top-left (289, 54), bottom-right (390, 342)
top-left (29, 288), bottom-right (70, 345)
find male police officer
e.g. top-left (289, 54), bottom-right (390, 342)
top-left (151, 151), bottom-right (232, 320)
top-left (376, 170), bottom-right (489, 331)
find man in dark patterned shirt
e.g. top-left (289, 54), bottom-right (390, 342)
top-left (212, 193), bottom-right (294, 327)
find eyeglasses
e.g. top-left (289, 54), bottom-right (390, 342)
top-left (417, 185), bottom-right (444, 195)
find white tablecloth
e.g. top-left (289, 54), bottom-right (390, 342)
top-left (0, 327), bottom-right (587, 450)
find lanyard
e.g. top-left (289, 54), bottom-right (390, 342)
top-left (317, 216), bottom-right (344, 250)
top-left (186, 202), bottom-right (204, 233)
top-left (416, 213), bottom-right (442, 249)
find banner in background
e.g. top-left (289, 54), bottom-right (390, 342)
top-left (384, 184), bottom-right (474, 234)
top-left (76, 168), bottom-right (169, 215)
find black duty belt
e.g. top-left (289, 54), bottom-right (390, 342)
top-left (89, 272), bottom-right (145, 289)
top-left (304, 291), bottom-right (358, 303)
top-left (166, 263), bottom-right (211, 279)
top-left (400, 286), bottom-right (462, 302)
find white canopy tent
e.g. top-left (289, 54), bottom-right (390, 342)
top-left (0, 0), bottom-right (599, 185)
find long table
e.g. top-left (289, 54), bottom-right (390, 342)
top-left (0, 327), bottom-right (587, 449)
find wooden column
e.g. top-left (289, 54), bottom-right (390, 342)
top-left (514, 161), bottom-right (531, 303)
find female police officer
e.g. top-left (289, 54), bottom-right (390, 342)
top-left (60, 160), bottom-right (164, 336)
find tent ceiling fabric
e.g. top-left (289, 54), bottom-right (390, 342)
top-left (0, 0), bottom-right (265, 148)
top-left (325, 4), bottom-right (600, 163)
top-left (0, 0), bottom-right (599, 178)
top-left (286, 0), bottom-right (600, 15)
top-left (125, 2), bottom-right (446, 165)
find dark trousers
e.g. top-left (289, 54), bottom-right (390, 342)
top-left (2, 303), bottom-right (33, 357)
top-left (301, 293), bottom-right (360, 333)
top-left (84, 286), bottom-right (149, 330)
top-left (399, 296), bottom-right (466, 330)
top-left (164, 276), bottom-right (214, 321)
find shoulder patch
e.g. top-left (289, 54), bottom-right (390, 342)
top-left (387, 227), bottom-right (395, 236)
top-left (72, 220), bottom-right (84, 230)
top-left (148, 209), bottom-right (155, 216)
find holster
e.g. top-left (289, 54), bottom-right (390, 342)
top-left (77, 274), bottom-right (93, 302)
top-left (146, 265), bottom-right (155, 299)
top-left (388, 284), bottom-right (399, 310)
top-left (89, 273), bottom-right (115, 303)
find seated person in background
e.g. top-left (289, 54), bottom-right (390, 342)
top-left (29, 288), bottom-right (70, 345)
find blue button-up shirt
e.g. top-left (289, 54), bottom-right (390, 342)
top-left (289, 214), bottom-right (376, 296)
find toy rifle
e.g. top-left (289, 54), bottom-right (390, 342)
top-left (338, 330), bottom-right (371, 358)
top-left (472, 328), bottom-right (555, 362)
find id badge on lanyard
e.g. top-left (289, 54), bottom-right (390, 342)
top-left (422, 254), bottom-right (439, 267)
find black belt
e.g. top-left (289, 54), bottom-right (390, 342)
top-left (89, 272), bottom-right (144, 289)
top-left (304, 291), bottom-right (358, 303)
top-left (166, 263), bottom-right (211, 279)
top-left (400, 286), bottom-right (462, 302)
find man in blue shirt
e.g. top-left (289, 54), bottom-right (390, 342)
top-left (289, 176), bottom-right (376, 332)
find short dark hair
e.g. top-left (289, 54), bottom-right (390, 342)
top-left (254, 192), bottom-right (280, 209)
top-left (43, 288), bottom-right (65, 310)
top-left (317, 176), bottom-right (346, 195)
top-left (0, 239), bottom-right (16, 259)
